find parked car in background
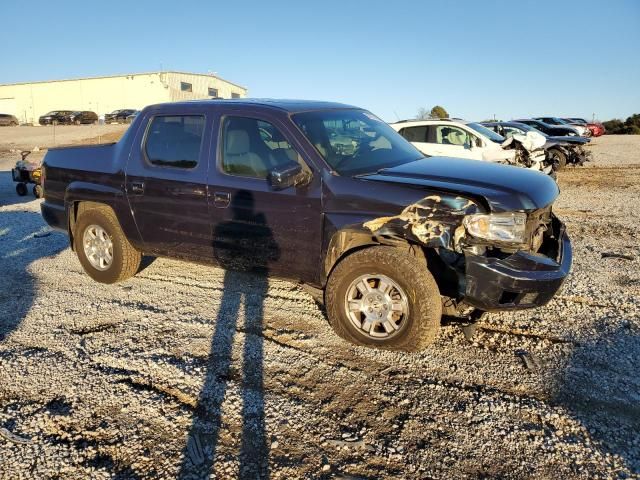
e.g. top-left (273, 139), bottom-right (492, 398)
top-left (534, 117), bottom-right (590, 137)
top-left (40, 99), bottom-right (571, 351)
top-left (563, 118), bottom-right (605, 137)
top-left (0, 114), bottom-right (19, 126)
top-left (39, 111), bottom-right (75, 125)
top-left (69, 111), bottom-right (98, 125)
top-left (481, 121), bottom-right (592, 169)
top-left (105, 109), bottom-right (137, 124)
top-left (125, 110), bottom-right (139, 123)
top-left (513, 118), bottom-right (583, 137)
top-left (391, 119), bottom-right (553, 174)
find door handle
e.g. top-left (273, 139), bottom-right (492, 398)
top-left (129, 182), bottom-right (145, 195)
top-left (213, 191), bottom-right (230, 208)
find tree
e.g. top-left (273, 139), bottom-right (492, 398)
top-left (416, 107), bottom-right (430, 120)
top-left (602, 115), bottom-right (640, 134)
top-left (416, 105), bottom-right (449, 120)
top-left (429, 105), bottom-right (449, 119)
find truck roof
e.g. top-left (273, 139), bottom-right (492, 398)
top-left (154, 98), bottom-right (358, 113)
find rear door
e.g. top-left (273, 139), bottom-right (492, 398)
top-left (207, 109), bottom-right (322, 283)
top-left (125, 108), bottom-right (214, 261)
top-left (398, 126), bottom-right (435, 156)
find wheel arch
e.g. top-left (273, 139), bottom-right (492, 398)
top-left (64, 181), bottom-right (142, 252)
top-left (322, 226), bottom-right (429, 287)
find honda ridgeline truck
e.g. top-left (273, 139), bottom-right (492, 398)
top-left (41, 99), bottom-right (572, 351)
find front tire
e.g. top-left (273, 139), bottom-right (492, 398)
top-left (325, 246), bottom-right (442, 351)
top-left (549, 149), bottom-right (567, 170)
top-left (33, 185), bottom-right (43, 198)
top-left (74, 206), bottom-right (141, 284)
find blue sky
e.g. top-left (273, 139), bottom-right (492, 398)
top-left (2, 0), bottom-right (639, 122)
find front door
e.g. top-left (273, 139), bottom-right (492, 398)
top-left (428, 124), bottom-right (477, 159)
top-left (125, 109), bottom-right (213, 261)
top-left (207, 112), bottom-right (322, 283)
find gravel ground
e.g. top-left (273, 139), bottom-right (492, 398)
top-left (0, 124), bottom-right (128, 151)
top-left (0, 135), bottom-right (638, 479)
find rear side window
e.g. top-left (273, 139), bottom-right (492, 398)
top-left (399, 126), bottom-right (428, 142)
top-left (145, 115), bottom-right (204, 169)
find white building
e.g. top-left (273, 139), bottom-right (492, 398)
top-left (0, 71), bottom-right (247, 124)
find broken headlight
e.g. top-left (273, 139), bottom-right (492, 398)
top-left (463, 212), bottom-right (527, 244)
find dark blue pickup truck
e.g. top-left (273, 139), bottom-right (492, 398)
top-left (41, 99), bottom-right (572, 351)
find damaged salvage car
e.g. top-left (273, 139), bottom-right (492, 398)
top-left (481, 121), bottom-right (592, 169)
top-left (40, 99), bottom-right (572, 351)
top-left (390, 118), bottom-right (554, 175)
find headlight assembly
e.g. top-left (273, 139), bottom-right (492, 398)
top-left (463, 212), bottom-right (527, 244)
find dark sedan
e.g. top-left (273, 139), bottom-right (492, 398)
top-left (105, 109), bottom-right (137, 124)
top-left (69, 111), bottom-right (98, 125)
top-left (39, 111), bottom-right (74, 125)
top-left (513, 118), bottom-right (584, 137)
top-left (0, 114), bottom-right (19, 126)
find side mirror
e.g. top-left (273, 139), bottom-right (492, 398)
top-left (268, 161), bottom-right (310, 191)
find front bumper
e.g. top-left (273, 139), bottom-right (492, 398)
top-left (463, 217), bottom-right (572, 311)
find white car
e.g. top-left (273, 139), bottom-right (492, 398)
top-left (390, 119), bottom-right (552, 174)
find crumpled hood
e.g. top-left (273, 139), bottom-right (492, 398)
top-left (503, 131), bottom-right (547, 152)
top-left (359, 157), bottom-right (559, 212)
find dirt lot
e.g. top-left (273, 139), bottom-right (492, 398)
top-left (0, 133), bottom-right (638, 479)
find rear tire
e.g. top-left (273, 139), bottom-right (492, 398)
top-left (74, 205), bottom-right (141, 284)
top-left (16, 183), bottom-right (27, 196)
top-left (325, 246), bottom-right (442, 351)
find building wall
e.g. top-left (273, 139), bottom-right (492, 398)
top-left (165, 72), bottom-right (246, 102)
top-left (0, 72), bottom-right (247, 124)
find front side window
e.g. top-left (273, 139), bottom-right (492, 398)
top-left (145, 115), bottom-right (204, 168)
top-left (435, 125), bottom-right (471, 146)
top-left (180, 82), bottom-right (193, 92)
top-left (221, 116), bottom-right (304, 179)
top-left (293, 109), bottom-right (422, 176)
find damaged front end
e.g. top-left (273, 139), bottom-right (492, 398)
top-left (362, 194), bottom-right (572, 314)
top-left (567, 145), bottom-right (592, 166)
top-left (501, 132), bottom-right (554, 175)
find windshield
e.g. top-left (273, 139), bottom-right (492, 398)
top-left (467, 122), bottom-right (505, 143)
top-left (293, 109), bottom-right (424, 176)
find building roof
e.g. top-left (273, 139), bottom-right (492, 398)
top-left (0, 71), bottom-right (246, 91)
top-left (163, 98), bottom-right (358, 113)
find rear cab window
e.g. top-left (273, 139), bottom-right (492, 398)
top-left (144, 115), bottom-right (205, 169)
